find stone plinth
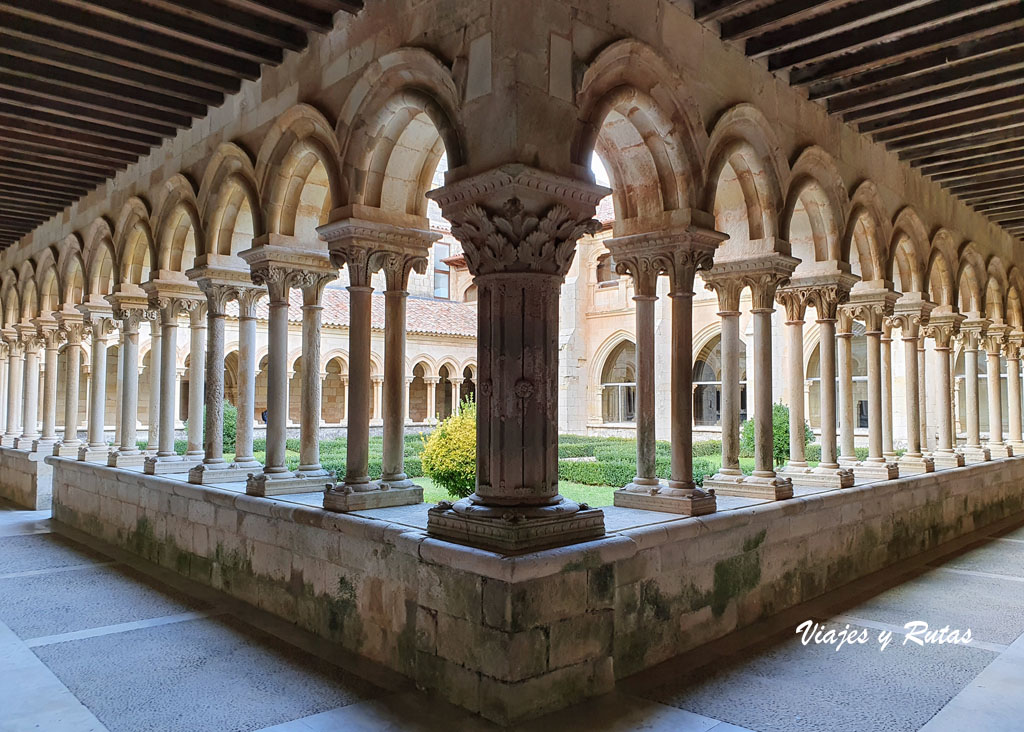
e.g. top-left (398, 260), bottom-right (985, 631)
top-left (704, 473), bottom-right (794, 500)
top-left (898, 454), bottom-right (935, 475)
top-left (613, 481), bottom-right (716, 515)
top-left (931, 451), bottom-right (966, 469)
top-left (323, 482), bottom-right (423, 511)
top-left (144, 455), bottom-right (203, 475)
top-left (777, 464), bottom-right (855, 489)
top-left (853, 460), bottom-right (900, 481)
top-left (245, 472), bottom-right (334, 497)
top-left (962, 446), bottom-right (992, 464)
top-left (0, 446), bottom-right (52, 509)
top-left (989, 444), bottom-right (1014, 459)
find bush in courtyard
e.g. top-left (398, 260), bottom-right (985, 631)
top-left (222, 401), bottom-right (237, 451)
top-left (693, 458), bottom-right (716, 487)
top-left (805, 443), bottom-right (822, 463)
top-left (421, 397), bottom-right (476, 498)
top-left (740, 402), bottom-right (813, 467)
top-left (692, 439), bottom-right (722, 457)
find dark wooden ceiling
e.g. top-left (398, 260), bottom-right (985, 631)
top-left (0, 0), bottom-right (360, 249)
top-left (694, 0), bottom-right (1024, 242)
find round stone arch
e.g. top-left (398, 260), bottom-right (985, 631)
top-left (197, 143), bottom-right (265, 258)
top-left (574, 40), bottom-right (707, 229)
top-left (886, 207), bottom-right (929, 294)
top-left (843, 181), bottom-right (890, 283)
top-left (152, 174), bottom-right (202, 275)
top-left (320, 348), bottom-right (349, 374)
top-left (82, 217), bottom-right (119, 300)
top-left (114, 197), bottom-right (156, 288)
top-left (336, 47), bottom-right (465, 216)
top-left (782, 146), bottom-right (850, 266)
top-left (256, 103), bottom-right (342, 239)
top-left (704, 103), bottom-right (788, 244)
top-left (927, 230), bottom-right (959, 309)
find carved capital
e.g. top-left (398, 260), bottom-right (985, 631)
top-left (982, 325), bottom-right (1008, 356)
top-left (58, 319), bottom-right (89, 346)
top-left (39, 325), bottom-right (65, 350)
top-left (236, 287), bottom-right (265, 318)
top-left (380, 251), bottom-right (429, 292)
top-left (288, 269), bottom-right (337, 305)
top-left (447, 197), bottom-right (600, 278)
top-left (776, 287), bottom-right (812, 323)
top-left (200, 283), bottom-right (238, 317)
top-left (613, 251), bottom-right (666, 298)
top-left (5, 338), bottom-right (24, 357)
top-left (887, 312), bottom-right (925, 338)
top-left (88, 317), bottom-right (117, 341)
top-left (704, 275), bottom-right (745, 314)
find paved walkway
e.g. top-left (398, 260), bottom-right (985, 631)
top-left (3, 495), bottom-right (1023, 731)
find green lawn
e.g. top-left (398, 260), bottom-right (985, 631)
top-left (415, 476), bottom-right (618, 507)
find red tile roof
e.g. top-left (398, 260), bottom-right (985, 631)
top-left (225, 288), bottom-right (476, 338)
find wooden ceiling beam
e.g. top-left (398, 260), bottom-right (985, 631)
top-left (858, 91), bottom-right (1024, 135)
top-left (0, 116), bottom-right (152, 158)
top-left (0, 198), bottom-right (62, 217)
top-left (141, 0), bottom-right (307, 50)
top-left (0, 146), bottom-right (120, 179)
top-left (945, 173), bottom-right (1024, 196)
top-left (0, 130), bottom-right (138, 167)
top-left (720, 0), bottom-right (851, 42)
top-left (921, 149), bottom-right (1024, 178)
top-left (0, 183), bottom-right (76, 206)
top-left (0, 103), bottom-right (164, 148)
top-left (896, 125), bottom-right (1024, 161)
top-left (692, 0), bottom-right (754, 23)
top-left (0, 87), bottom-right (183, 138)
top-left (881, 112), bottom-right (1024, 149)
top-left (912, 138), bottom-right (1024, 168)
top-left (789, 6), bottom-right (1024, 86)
top-left (0, 173), bottom-right (91, 198)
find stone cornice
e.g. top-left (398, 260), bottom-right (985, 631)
top-left (427, 164), bottom-right (610, 216)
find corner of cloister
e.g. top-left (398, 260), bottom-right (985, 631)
top-left (2, 2), bottom-right (1024, 730)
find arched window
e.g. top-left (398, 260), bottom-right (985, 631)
top-left (955, 348), bottom-right (1011, 435)
top-left (693, 334), bottom-right (747, 426)
top-left (463, 284), bottom-right (478, 302)
top-left (807, 323), bottom-right (868, 429)
top-left (601, 340), bottom-right (636, 423)
top-left (596, 253), bottom-right (618, 286)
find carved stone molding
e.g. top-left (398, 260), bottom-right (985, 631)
top-left (982, 322), bottom-right (1009, 355)
top-left (1005, 331), bottom-right (1024, 360)
top-left (957, 318), bottom-right (990, 351)
top-left (841, 287), bottom-right (899, 333)
top-left (704, 255), bottom-right (798, 314)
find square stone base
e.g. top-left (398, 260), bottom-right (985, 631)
top-left (0, 435), bottom-right (17, 447)
top-left (30, 439), bottom-right (57, 453)
top-left (988, 443), bottom-right (1014, 459)
top-left (777, 464), bottom-right (855, 489)
top-left (701, 472), bottom-right (794, 500)
top-left (612, 484), bottom-right (716, 515)
top-left (78, 445), bottom-right (110, 463)
top-left (108, 451), bottom-right (147, 468)
top-left (188, 463), bottom-right (260, 485)
top-left (53, 442), bottom-right (81, 458)
top-left (12, 436), bottom-right (38, 450)
top-left (246, 472), bottom-right (333, 497)
top-left (323, 484), bottom-right (423, 511)
top-left (931, 451), bottom-right (966, 469)
top-left (144, 455), bottom-right (203, 475)
top-left (897, 454), bottom-right (935, 475)
top-left (853, 460), bottom-right (900, 481)
top-left (426, 504), bottom-right (606, 554)
top-left (962, 446), bottom-right (991, 464)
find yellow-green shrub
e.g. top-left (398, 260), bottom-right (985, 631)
top-left (421, 399), bottom-right (477, 498)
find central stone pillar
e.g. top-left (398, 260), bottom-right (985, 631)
top-left (15, 324), bottom-right (41, 448)
top-left (610, 225), bottom-right (722, 514)
top-left (234, 289), bottom-right (263, 472)
top-left (143, 282), bottom-right (204, 475)
top-left (185, 305), bottom-right (207, 461)
top-left (54, 312), bottom-right (86, 456)
top-left (241, 236), bottom-right (336, 496)
top-left (844, 288), bottom-right (899, 481)
top-left (33, 319), bottom-right (62, 452)
top-left (77, 306), bottom-right (115, 462)
top-left (837, 309), bottom-right (857, 467)
top-left (1, 332), bottom-right (24, 447)
top-left (107, 294), bottom-right (151, 467)
top-left (777, 275), bottom-right (854, 488)
top-left (1006, 332), bottom-right (1024, 453)
top-left (983, 323), bottom-right (1012, 458)
top-left (704, 257), bottom-right (797, 500)
top-left (880, 322), bottom-right (896, 462)
top-left (145, 320), bottom-right (161, 455)
top-left (319, 217), bottom-right (434, 510)
top-left (889, 297), bottom-right (935, 474)
top-left (959, 318), bottom-right (992, 464)
top-left (421, 165), bottom-right (606, 553)
top-left (923, 313), bottom-right (966, 468)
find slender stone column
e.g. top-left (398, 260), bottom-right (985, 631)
top-left (984, 325), bottom-right (1012, 458)
top-left (380, 252), bottom-right (428, 490)
top-left (0, 344), bottom-right (8, 436)
top-left (837, 310), bottom-right (856, 465)
top-left (1006, 334), bottom-right (1024, 452)
top-left (918, 340), bottom-right (929, 450)
top-left (402, 378), bottom-right (410, 425)
top-left (234, 289), bottom-right (262, 470)
top-left (186, 305), bottom-right (207, 459)
top-left (923, 317), bottom-right (963, 468)
top-left (342, 377), bottom-right (351, 424)
top-left (371, 377), bottom-right (384, 425)
top-left (113, 331), bottom-right (124, 444)
top-left (36, 326), bottom-right (62, 450)
top-left (296, 272), bottom-right (335, 479)
top-left (106, 304), bottom-right (148, 467)
top-left (2, 336), bottom-right (24, 446)
top-left (175, 369), bottom-right (185, 428)
top-left (342, 258), bottom-right (374, 491)
top-left (17, 329), bottom-right (42, 446)
top-left (778, 292), bottom-right (808, 470)
top-left (55, 316), bottom-right (85, 456)
top-left (818, 317), bottom-right (840, 468)
top-left (146, 322), bottom-right (161, 454)
top-left (421, 168), bottom-right (607, 553)
top-left (880, 323), bottom-right (896, 461)
top-left (959, 320), bottom-right (991, 463)
top-left (450, 378), bottom-right (463, 416)
top-left (79, 315), bottom-right (114, 461)
top-left (706, 280), bottom-right (743, 480)
top-left (749, 276), bottom-right (790, 492)
top-left (143, 292), bottom-right (203, 474)
top-left (250, 269), bottom-right (291, 482)
top-left (424, 376), bottom-right (439, 424)
top-left (610, 249), bottom-right (661, 491)
top-left (891, 301), bottom-right (934, 474)
top-left (187, 284), bottom-right (234, 483)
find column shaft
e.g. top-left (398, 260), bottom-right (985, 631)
top-left (752, 308), bottom-right (776, 477)
top-left (986, 347), bottom-right (1003, 446)
top-left (866, 330), bottom-right (883, 461)
top-left (264, 292), bottom-right (289, 474)
top-left (785, 318), bottom-right (806, 467)
top-left (344, 285), bottom-right (373, 486)
top-left (0, 357), bottom-right (7, 435)
top-left (819, 319), bottom-right (839, 467)
top-left (903, 333), bottom-right (922, 455)
top-left (1008, 354), bottom-right (1023, 446)
top-left (669, 291), bottom-right (694, 487)
top-left (298, 294), bottom-right (325, 475)
top-left (235, 299), bottom-right (258, 466)
top-left (936, 346), bottom-right (954, 452)
top-left (881, 331), bottom-right (894, 457)
top-left (381, 290), bottom-right (409, 484)
top-left (147, 325), bottom-right (161, 451)
top-left (187, 310), bottom-right (206, 457)
top-left (633, 293), bottom-right (657, 485)
top-left (157, 315), bottom-right (177, 457)
top-left (966, 346), bottom-right (981, 448)
top-left (41, 339), bottom-right (59, 442)
top-left (918, 343), bottom-right (928, 449)
top-left (21, 344), bottom-right (40, 440)
top-left (7, 350), bottom-right (23, 438)
top-left (838, 327), bottom-right (856, 461)
top-left (63, 342), bottom-right (81, 445)
top-left (117, 319), bottom-right (141, 452)
top-left (720, 312), bottom-right (742, 473)
top-left (203, 306), bottom-right (227, 466)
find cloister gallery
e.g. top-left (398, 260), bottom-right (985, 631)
top-left (2, 1), bottom-right (1024, 730)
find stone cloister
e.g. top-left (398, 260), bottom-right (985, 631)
top-left (2, 0), bottom-right (1024, 727)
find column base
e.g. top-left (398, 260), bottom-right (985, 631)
top-left (0, 435), bottom-right (18, 447)
top-left (246, 471), bottom-right (334, 497)
top-left (323, 482), bottom-right (423, 511)
top-left (426, 496), bottom-right (605, 555)
top-left (777, 464), bottom-right (855, 489)
top-left (612, 481), bottom-right (716, 515)
top-left (379, 473), bottom-right (416, 490)
top-left (188, 462), bottom-right (260, 485)
top-left (78, 445), bottom-right (110, 463)
top-left (988, 443), bottom-right (1014, 459)
top-left (852, 460), bottom-right (900, 481)
top-left (108, 450), bottom-right (147, 468)
top-left (897, 454), bottom-right (935, 475)
top-left (930, 451), bottom-right (966, 469)
top-left (962, 446), bottom-right (991, 464)
top-left (31, 438), bottom-right (58, 453)
top-left (703, 472), bottom-right (794, 500)
top-left (143, 455), bottom-right (203, 475)
top-left (13, 436), bottom-right (39, 450)
top-left (53, 441), bottom-right (81, 457)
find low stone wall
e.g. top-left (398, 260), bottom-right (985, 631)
top-left (49, 456), bottom-right (1024, 724)
top-left (0, 447), bottom-right (53, 510)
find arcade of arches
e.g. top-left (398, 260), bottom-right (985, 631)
top-left (3, 1), bottom-right (1024, 726)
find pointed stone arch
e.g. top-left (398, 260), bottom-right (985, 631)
top-left (986, 256), bottom-right (1009, 323)
top-left (197, 142), bottom-right (264, 258)
top-left (927, 229), bottom-right (958, 308)
top-left (57, 234), bottom-right (87, 308)
top-left (782, 146), bottom-right (850, 265)
top-left (843, 180), bottom-right (890, 283)
top-left (887, 207), bottom-right (929, 294)
top-left (957, 241), bottom-right (987, 315)
top-left (114, 197), bottom-right (156, 287)
top-left (152, 174), bottom-right (202, 274)
top-left (82, 217), bottom-right (118, 299)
